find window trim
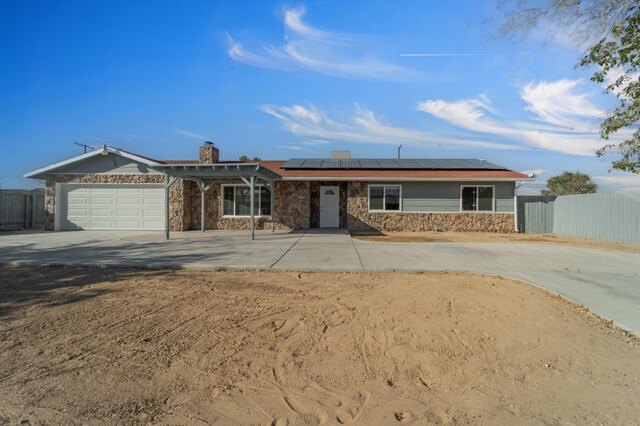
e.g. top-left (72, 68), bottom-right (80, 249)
top-left (459, 185), bottom-right (496, 212)
top-left (221, 184), bottom-right (272, 218)
top-left (368, 184), bottom-right (402, 212)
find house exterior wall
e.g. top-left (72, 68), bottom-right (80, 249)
top-left (44, 173), bottom-right (513, 233)
top-left (188, 180), bottom-right (310, 231)
top-left (44, 174), bottom-right (190, 231)
top-left (346, 181), bottom-right (515, 233)
top-left (309, 181), bottom-right (348, 228)
top-left (401, 181), bottom-right (515, 213)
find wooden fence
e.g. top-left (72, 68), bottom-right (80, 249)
top-left (517, 196), bottom-right (556, 234)
top-left (0, 189), bottom-right (45, 231)
top-left (517, 192), bottom-right (640, 244)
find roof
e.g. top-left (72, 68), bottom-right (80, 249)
top-left (152, 163), bottom-right (282, 181)
top-left (281, 158), bottom-right (507, 170)
top-left (259, 161), bottom-right (531, 181)
top-left (24, 146), bottom-right (163, 179)
top-left (25, 145), bottom-right (532, 181)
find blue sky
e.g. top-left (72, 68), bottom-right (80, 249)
top-left (1, 0), bottom-right (639, 196)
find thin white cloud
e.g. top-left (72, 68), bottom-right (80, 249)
top-left (227, 6), bottom-right (418, 80)
top-left (417, 79), bottom-right (613, 156)
top-left (226, 34), bottom-right (295, 71)
top-left (277, 144), bottom-right (313, 152)
top-left (299, 139), bottom-right (331, 146)
top-left (283, 7), bottom-right (348, 42)
top-left (261, 103), bottom-right (523, 151)
top-left (173, 128), bottom-right (206, 140)
top-left (521, 79), bottom-right (603, 131)
top-left (593, 174), bottom-right (640, 200)
top-left (602, 67), bottom-right (640, 101)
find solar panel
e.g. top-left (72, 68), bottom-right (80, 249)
top-left (436, 159), bottom-right (460, 168)
top-left (357, 159), bottom-right (378, 168)
top-left (279, 158), bottom-right (508, 170)
top-left (322, 160), bottom-right (341, 169)
top-left (283, 159), bottom-right (305, 168)
top-left (340, 160), bottom-right (359, 168)
top-left (303, 159), bottom-right (324, 168)
top-left (374, 159), bottom-right (398, 168)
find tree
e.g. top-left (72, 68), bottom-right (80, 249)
top-left (500, 1), bottom-right (640, 173)
top-left (500, 1), bottom-right (634, 42)
top-left (239, 155), bottom-right (260, 161)
top-left (541, 171), bottom-right (598, 195)
top-left (579, 5), bottom-right (640, 173)
top-left (239, 155), bottom-right (261, 161)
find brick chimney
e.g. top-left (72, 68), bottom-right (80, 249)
top-left (199, 141), bottom-right (219, 163)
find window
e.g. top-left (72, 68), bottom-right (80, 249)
top-left (222, 185), bottom-right (271, 217)
top-left (461, 186), bottom-right (494, 212)
top-left (368, 185), bottom-right (401, 211)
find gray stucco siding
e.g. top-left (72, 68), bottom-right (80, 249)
top-left (368, 181), bottom-right (515, 213)
top-left (51, 154), bottom-right (161, 175)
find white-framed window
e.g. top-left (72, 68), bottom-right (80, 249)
top-left (222, 184), bottom-right (271, 217)
top-left (460, 185), bottom-right (495, 212)
top-left (368, 184), bottom-right (402, 212)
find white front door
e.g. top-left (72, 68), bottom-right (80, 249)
top-left (319, 186), bottom-right (339, 228)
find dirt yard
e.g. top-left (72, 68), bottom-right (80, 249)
top-left (353, 231), bottom-right (640, 254)
top-left (1, 266), bottom-right (638, 425)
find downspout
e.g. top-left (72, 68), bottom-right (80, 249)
top-left (513, 179), bottom-right (528, 232)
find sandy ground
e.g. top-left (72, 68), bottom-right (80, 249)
top-left (1, 266), bottom-right (639, 425)
top-left (353, 231), bottom-right (640, 254)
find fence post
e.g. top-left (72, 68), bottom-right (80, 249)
top-left (24, 194), bottom-right (29, 230)
top-left (31, 191), bottom-right (36, 229)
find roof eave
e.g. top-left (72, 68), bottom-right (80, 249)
top-left (281, 176), bottom-right (534, 181)
top-left (151, 163), bottom-right (282, 180)
top-left (23, 146), bottom-right (162, 180)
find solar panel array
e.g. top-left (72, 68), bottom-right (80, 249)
top-left (281, 158), bottom-right (508, 170)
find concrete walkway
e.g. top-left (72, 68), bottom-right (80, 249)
top-left (1, 229), bottom-right (639, 334)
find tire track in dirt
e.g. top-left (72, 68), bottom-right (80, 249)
top-left (1, 266), bottom-right (639, 425)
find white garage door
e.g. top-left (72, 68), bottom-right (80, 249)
top-left (57, 184), bottom-right (165, 231)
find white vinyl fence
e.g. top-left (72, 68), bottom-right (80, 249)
top-left (0, 189), bottom-right (45, 231)
top-left (518, 192), bottom-right (640, 244)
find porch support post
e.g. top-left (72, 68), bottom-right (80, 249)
top-left (196, 181), bottom-right (210, 232)
top-left (201, 189), bottom-right (206, 232)
top-left (249, 175), bottom-right (255, 240)
top-left (164, 176), bottom-right (177, 240)
top-left (270, 180), bottom-right (275, 232)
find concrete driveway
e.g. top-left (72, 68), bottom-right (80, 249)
top-left (1, 229), bottom-right (639, 334)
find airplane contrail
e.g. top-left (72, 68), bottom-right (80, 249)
top-left (400, 53), bottom-right (552, 57)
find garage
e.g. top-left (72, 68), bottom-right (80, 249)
top-left (56, 184), bottom-right (165, 231)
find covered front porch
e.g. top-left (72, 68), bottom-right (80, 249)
top-left (152, 163), bottom-right (282, 240)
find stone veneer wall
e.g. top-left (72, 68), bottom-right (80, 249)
top-left (309, 182), bottom-right (348, 228)
top-left (274, 180), bottom-right (310, 230)
top-left (44, 174), bottom-right (190, 231)
top-left (346, 181), bottom-right (515, 233)
top-left (46, 176), bottom-right (513, 233)
top-left (187, 180), bottom-right (311, 231)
